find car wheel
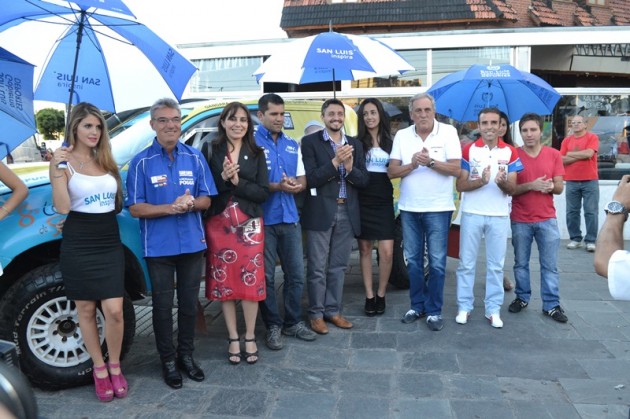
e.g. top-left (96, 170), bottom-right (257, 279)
top-left (381, 215), bottom-right (429, 290)
top-left (0, 263), bottom-right (135, 390)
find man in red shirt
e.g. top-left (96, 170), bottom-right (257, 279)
top-left (509, 113), bottom-right (567, 322)
top-left (560, 115), bottom-right (599, 252)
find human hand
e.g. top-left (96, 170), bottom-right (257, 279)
top-left (481, 165), bottom-right (491, 184)
top-left (495, 165), bottom-right (507, 184)
top-left (222, 156), bottom-right (240, 185)
top-left (613, 175), bottom-right (630, 208)
top-left (529, 175), bottom-right (553, 193)
top-left (280, 173), bottom-right (302, 193)
top-left (53, 145), bottom-right (73, 168)
top-left (173, 189), bottom-right (195, 213)
top-left (417, 147), bottom-right (431, 167)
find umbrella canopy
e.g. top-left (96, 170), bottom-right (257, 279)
top-left (253, 31), bottom-right (414, 97)
top-left (427, 64), bottom-right (561, 122)
top-left (0, 46), bottom-right (36, 160)
top-left (0, 0), bottom-right (197, 113)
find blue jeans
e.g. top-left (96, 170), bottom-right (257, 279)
top-left (146, 251), bottom-right (203, 362)
top-left (565, 180), bottom-right (599, 244)
top-left (259, 222), bottom-right (306, 329)
top-left (511, 219), bottom-right (561, 311)
top-left (456, 213), bottom-right (509, 316)
top-left (400, 210), bottom-right (452, 316)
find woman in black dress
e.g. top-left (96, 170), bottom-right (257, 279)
top-left (50, 103), bottom-right (126, 401)
top-left (356, 98), bottom-right (395, 316)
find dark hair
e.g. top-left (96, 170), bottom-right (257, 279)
top-left (321, 98), bottom-right (345, 115)
top-left (213, 102), bottom-right (262, 156)
top-left (519, 113), bottom-right (544, 131)
top-left (357, 98), bottom-right (392, 156)
top-left (258, 93), bottom-right (284, 114)
top-left (498, 111), bottom-right (513, 145)
top-left (478, 107), bottom-right (502, 121)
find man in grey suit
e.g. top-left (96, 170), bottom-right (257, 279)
top-left (301, 99), bottom-right (369, 334)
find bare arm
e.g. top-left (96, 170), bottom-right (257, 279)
top-left (512, 175), bottom-right (562, 197)
top-left (129, 189), bottom-right (208, 218)
top-left (495, 170), bottom-right (517, 196)
top-left (387, 159), bottom-right (416, 179)
top-left (432, 159), bottom-right (461, 177)
top-left (0, 162), bottom-right (28, 220)
top-left (456, 166), bottom-right (490, 193)
top-left (594, 175), bottom-right (630, 278)
top-left (565, 148), bottom-right (595, 160)
top-left (49, 146), bottom-right (72, 214)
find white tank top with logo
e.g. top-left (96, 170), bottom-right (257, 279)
top-left (67, 163), bottom-right (117, 213)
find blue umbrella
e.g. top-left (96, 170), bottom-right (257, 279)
top-left (427, 64), bottom-right (561, 122)
top-left (0, 0), bottom-right (197, 113)
top-left (0, 46), bottom-right (36, 160)
top-left (253, 31), bottom-right (414, 97)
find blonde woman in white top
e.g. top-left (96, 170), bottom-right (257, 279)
top-left (50, 102), bottom-right (126, 402)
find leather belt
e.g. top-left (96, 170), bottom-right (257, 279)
top-left (337, 198), bottom-right (346, 204)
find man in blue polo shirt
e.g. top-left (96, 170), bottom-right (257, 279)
top-left (126, 98), bottom-right (217, 389)
top-left (255, 93), bottom-right (316, 350)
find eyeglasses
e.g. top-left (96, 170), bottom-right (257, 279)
top-left (153, 117), bottom-right (181, 125)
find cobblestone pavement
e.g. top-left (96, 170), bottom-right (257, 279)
top-left (32, 240), bottom-right (630, 419)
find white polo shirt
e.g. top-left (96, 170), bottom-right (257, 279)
top-left (460, 138), bottom-right (523, 216)
top-left (390, 121), bottom-right (461, 212)
top-left (608, 250), bottom-right (630, 300)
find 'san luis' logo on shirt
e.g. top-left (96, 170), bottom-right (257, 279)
top-left (84, 192), bottom-right (115, 207)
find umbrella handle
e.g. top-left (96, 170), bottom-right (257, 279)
top-left (56, 142), bottom-right (69, 170)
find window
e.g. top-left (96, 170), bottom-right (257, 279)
top-left (587, 0), bottom-right (607, 5)
top-left (350, 49), bottom-right (427, 88)
top-left (190, 57), bottom-right (262, 93)
top-left (432, 47), bottom-right (511, 84)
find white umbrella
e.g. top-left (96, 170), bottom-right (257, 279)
top-left (253, 31), bottom-right (414, 97)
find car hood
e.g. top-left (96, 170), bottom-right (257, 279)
top-left (0, 162), bottom-right (51, 194)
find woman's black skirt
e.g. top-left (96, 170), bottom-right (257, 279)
top-left (60, 211), bottom-right (124, 301)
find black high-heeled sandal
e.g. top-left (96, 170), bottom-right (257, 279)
top-left (228, 337), bottom-right (242, 365)
top-left (243, 337), bottom-right (258, 365)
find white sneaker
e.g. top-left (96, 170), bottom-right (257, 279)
top-left (567, 241), bottom-right (583, 249)
top-left (485, 313), bottom-right (503, 328)
top-left (455, 311), bottom-right (470, 325)
top-left (586, 243), bottom-right (596, 252)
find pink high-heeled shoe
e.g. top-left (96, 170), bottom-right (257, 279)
top-left (107, 362), bottom-right (128, 398)
top-left (92, 364), bottom-right (114, 402)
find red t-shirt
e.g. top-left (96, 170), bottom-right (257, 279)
top-left (559, 131), bottom-right (599, 181)
top-left (511, 146), bottom-right (565, 223)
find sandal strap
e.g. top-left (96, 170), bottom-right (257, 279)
top-left (93, 364), bottom-right (108, 372)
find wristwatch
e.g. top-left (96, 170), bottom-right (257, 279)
top-left (428, 159), bottom-right (435, 169)
top-left (604, 200), bottom-right (629, 221)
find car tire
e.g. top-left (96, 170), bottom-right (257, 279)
top-left (0, 263), bottom-right (135, 390)
top-left (381, 215), bottom-right (429, 290)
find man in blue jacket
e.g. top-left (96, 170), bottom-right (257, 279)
top-left (126, 98), bottom-right (217, 389)
top-left (255, 93), bottom-right (317, 350)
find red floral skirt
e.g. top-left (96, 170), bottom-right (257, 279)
top-left (205, 200), bottom-right (266, 301)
